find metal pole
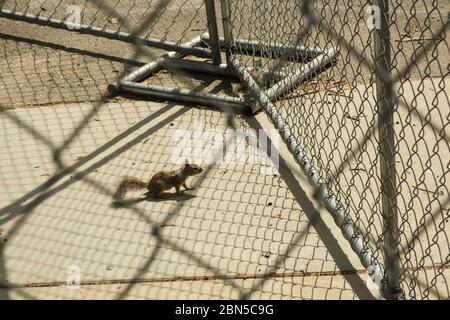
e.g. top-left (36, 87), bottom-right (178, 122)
top-left (161, 57), bottom-right (238, 79)
top-left (0, 9), bottom-right (211, 57)
top-left (264, 48), bottom-right (337, 101)
top-left (204, 0), bottom-right (222, 65)
top-left (120, 36), bottom-right (203, 83)
top-left (219, 0), bottom-right (234, 65)
top-left (120, 81), bottom-right (252, 113)
top-left (230, 56), bottom-right (387, 290)
top-left (374, 0), bottom-right (403, 300)
top-left (201, 34), bottom-right (323, 60)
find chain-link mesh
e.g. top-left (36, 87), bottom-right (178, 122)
top-left (1, 0), bottom-right (208, 44)
top-left (228, 0), bottom-right (449, 299)
top-left (0, 0), bottom-right (448, 300)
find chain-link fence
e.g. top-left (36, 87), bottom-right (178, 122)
top-left (1, 0), bottom-right (209, 46)
top-left (0, 0), bottom-right (448, 300)
top-left (225, 0), bottom-right (449, 299)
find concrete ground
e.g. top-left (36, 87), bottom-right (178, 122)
top-left (0, 86), bottom-right (447, 300)
top-left (0, 98), bottom-right (385, 300)
top-left (0, 1), bottom-right (448, 300)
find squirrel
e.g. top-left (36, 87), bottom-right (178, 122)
top-left (113, 159), bottom-right (202, 200)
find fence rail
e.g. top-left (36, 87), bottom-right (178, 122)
top-left (225, 0), bottom-right (449, 299)
top-left (0, 0), bottom-right (448, 300)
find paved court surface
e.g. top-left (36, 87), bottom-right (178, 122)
top-left (0, 90), bottom-right (447, 299)
top-left (0, 97), bottom-right (384, 299)
top-left (0, 9), bottom-right (448, 300)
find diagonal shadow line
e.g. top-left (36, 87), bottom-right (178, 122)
top-left (0, 32), bottom-right (144, 67)
top-left (114, 82), bottom-right (243, 299)
top-left (2, 0), bottom-right (298, 302)
top-left (0, 103), bottom-right (190, 294)
top-left (265, 0), bottom-right (314, 75)
top-left (0, 102), bottom-right (184, 222)
top-left (0, 0), bottom-right (206, 220)
top-left (0, 0), bottom-right (388, 300)
top-left (242, 116), bottom-right (375, 300)
top-left (113, 195), bottom-right (250, 300)
top-left (156, 233), bottom-right (263, 298)
top-left (311, 92), bottom-right (448, 211)
top-left (1, 0), bottom-right (233, 218)
top-left (307, 6), bottom-right (449, 87)
top-left (406, 262), bottom-right (449, 298)
top-left (42, 70), bottom-right (238, 301)
top-left (297, 94), bottom-right (448, 265)
top-left (0, 102), bottom-right (192, 297)
top-left (0, 104), bottom-right (56, 149)
top-left (246, 6), bottom-right (448, 209)
top-left (79, 135), bottom-right (267, 299)
top-left (393, 17), bottom-right (450, 83)
top-left (402, 88), bottom-right (449, 136)
top-left (113, 168), bottom-right (232, 299)
top-left (304, 9), bottom-right (449, 167)
top-left (419, 275), bottom-right (449, 300)
top-left (0, 57), bottom-right (224, 220)
top-left (227, 7), bottom-right (448, 278)
top-left (306, 10), bottom-right (385, 83)
top-left (0, 0), bottom-right (444, 302)
top-left (1, 41), bottom-right (239, 299)
top-left (324, 62), bottom-right (446, 177)
top-left (0, 0), bottom-right (169, 157)
top-left (401, 197), bottom-right (450, 262)
top-left (306, 16), bottom-right (448, 144)
top-left (111, 191), bottom-right (255, 300)
top-left (0, 79), bottom-right (240, 298)
top-left (0, 104), bottom-right (189, 224)
top-left (313, 14), bottom-right (448, 146)
top-left (51, 0), bottom-right (173, 162)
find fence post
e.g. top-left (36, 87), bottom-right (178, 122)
top-left (204, 0), bottom-right (222, 65)
top-left (219, 0), bottom-right (234, 65)
top-left (373, 0), bottom-right (403, 300)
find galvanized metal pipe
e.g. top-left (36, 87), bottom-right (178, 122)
top-left (161, 57), bottom-right (238, 79)
top-left (230, 56), bottom-right (387, 292)
top-left (204, 0), bottom-right (222, 65)
top-left (219, 0), bottom-right (234, 65)
top-left (120, 53), bottom-right (176, 84)
top-left (120, 81), bottom-right (251, 113)
top-left (0, 9), bottom-right (211, 57)
top-left (264, 48), bottom-right (338, 101)
top-left (120, 36), bottom-right (203, 83)
top-left (374, 0), bottom-right (403, 300)
top-left (201, 34), bottom-right (323, 60)
top-left (261, 69), bottom-right (288, 85)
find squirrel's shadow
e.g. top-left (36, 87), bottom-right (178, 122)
top-left (111, 191), bottom-right (196, 208)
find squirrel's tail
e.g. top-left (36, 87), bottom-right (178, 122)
top-left (113, 176), bottom-right (147, 200)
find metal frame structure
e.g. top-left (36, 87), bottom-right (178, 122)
top-left (0, 2), bottom-right (337, 115)
top-left (374, 0), bottom-right (402, 300)
top-left (109, 0), bottom-right (336, 115)
top-left (0, 0), bottom-right (409, 300)
top-left (218, 0), bottom-right (399, 300)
